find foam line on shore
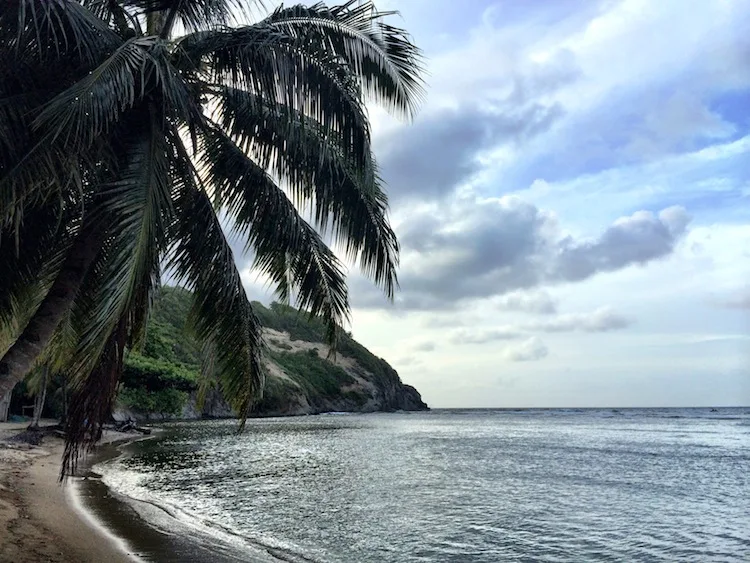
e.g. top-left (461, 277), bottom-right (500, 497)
top-left (79, 429), bottom-right (289, 562)
top-left (67, 476), bottom-right (145, 562)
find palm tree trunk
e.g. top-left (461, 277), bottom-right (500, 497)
top-left (0, 389), bottom-right (10, 422)
top-left (0, 226), bottom-right (103, 398)
top-left (30, 365), bottom-right (49, 428)
top-left (147, 11), bottom-right (166, 35)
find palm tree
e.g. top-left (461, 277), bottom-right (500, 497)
top-left (0, 0), bottom-right (424, 472)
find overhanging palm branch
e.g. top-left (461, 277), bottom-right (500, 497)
top-left (200, 122), bottom-right (351, 346)
top-left (0, 0), bottom-right (120, 63)
top-left (168, 146), bottom-right (265, 422)
top-left (263, 1), bottom-right (425, 117)
top-left (183, 24), bottom-right (374, 170)
top-left (213, 85), bottom-right (399, 297)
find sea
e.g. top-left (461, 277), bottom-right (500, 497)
top-left (82, 408), bottom-right (750, 562)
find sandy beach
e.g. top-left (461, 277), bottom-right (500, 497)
top-left (0, 421), bottom-right (141, 563)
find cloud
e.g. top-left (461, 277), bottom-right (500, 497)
top-left (493, 290), bottom-right (557, 314)
top-left (421, 316), bottom-right (469, 329)
top-left (625, 92), bottom-right (736, 158)
top-left (372, 39), bottom-right (580, 203)
top-left (353, 197), bottom-right (690, 311)
top-left (413, 341), bottom-right (437, 352)
top-left (460, 0), bottom-right (750, 190)
top-left (503, 337), bottom-right (549, 362)
top-left (376, 102), bottom-right (564, 201)
top-left (395, 355), bottom-right (421, 367)
top-left (449, 326), bottom-right (524, 345)
top-left (716, 290), bottom-right (750, 310)
top-left (555, 206), bottom-right (691, 282)
top-left (446, 307), bottom-right (631, 346)
top-left (526, 307), bottom-right (633, 332)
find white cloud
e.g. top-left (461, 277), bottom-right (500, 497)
top-left (503, 337), bottom-right (549, 362)
top-left (493, 290), bottom-right (558, 315)
top-left (449, 326), bottom-right (524, 345)
top-left (526, 307), bottom-right (633, 333)
top-left (412, 341), bottom-right (437, 352)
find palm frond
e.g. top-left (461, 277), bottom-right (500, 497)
top-left (0, 200), bottom-right (74, 330)
top-left (168, 143), bottom-right (265, 421)
top-left (44, 303), bottom-right (79, 375)
top-left (59, 110), bottom-right (172, 471)
top-left (177, 22), bottom-right (371, 169)
top-left (215, 86), bottom-right (399, 298)
top-left (200, 123), bottom-right (351, 347)
top-left (62, 317), bottom-right (126, 478)
top-left (0, 60), bottom-right (102, 227)
top-left (67, 109), bottom-right (171, 382)
top-left (80, 0), bottom-right (143, 37)
top-left (0, 0), bottom-right (121, 64)
top-left (0, 91), bottom-right (42, 169)
top-left (124, 0), bottom-right (249, 34)
top-left (33, 36), bottom-right (154, 147)
top-left (264, 1), bottom-right (425, 117)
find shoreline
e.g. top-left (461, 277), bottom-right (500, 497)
top-left (0, 421), bottom-right (144, 563)
top-left (80, 425), bottom-right (288, 563)
top-left (0, 420), bottom-right (281, 563)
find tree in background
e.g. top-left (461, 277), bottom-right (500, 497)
top-left (0, 0), bottom-right (424, 473)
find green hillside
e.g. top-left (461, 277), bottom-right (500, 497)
top-left (118, 287), bottom-right (427, 418)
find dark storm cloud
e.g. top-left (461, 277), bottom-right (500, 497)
top-left (351, 199), bottom-right (690, 311)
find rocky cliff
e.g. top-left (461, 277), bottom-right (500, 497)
top-left (115, 288), bottom-right (428, 421)
top-left (248, 328), bottom-right (428, 417)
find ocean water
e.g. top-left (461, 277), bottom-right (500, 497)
top-left (93, 408), bottom-right (750, 562)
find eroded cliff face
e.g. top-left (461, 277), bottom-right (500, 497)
top-left (213, 328), bottom-right (426, 418)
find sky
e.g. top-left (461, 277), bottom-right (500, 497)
top-left (241, 0), bottom-right (750, 408)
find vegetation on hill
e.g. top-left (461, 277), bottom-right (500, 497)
top-left (119, 287), bottom-right (199, 416)
top-left (254, 301), bottom-right (406, 390)
top-left (7, 286), bottom-right (426, 421)
top-left (116, 287), bottom-right (425, 418)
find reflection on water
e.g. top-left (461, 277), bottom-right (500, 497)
top-left (98, 408), bottom-right (750, 562)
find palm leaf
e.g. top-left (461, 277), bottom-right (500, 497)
top-left (0, 0), bottom-right (121, 63)
top-left (62, 317), bottom-right (126, 477)
top-left (33, 36), bottom-right (155, 147)
top-left (168, 141), bottom-right (265, 422)
top-left (200, 123), bottom-right (351, 346)
top-left (67, 108), bottom-right (171, 382)
top-left (178, 22), bottom-right (371, 169)
top-left (215, 86), bottom-right (399, 298)
top-left (0, 200), bottom-right (74, 330)
top-left (80, 0), bottom-right (142, 36)
top-left (264, 1), bottom-right (425, 117)
top-left (125, 0), bottom-right (250, 34)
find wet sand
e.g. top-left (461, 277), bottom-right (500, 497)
top-left (0, 421), bottom-right (140, 562)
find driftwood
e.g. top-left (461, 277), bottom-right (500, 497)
top-left (111, 419), bottom-right (151, 435)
